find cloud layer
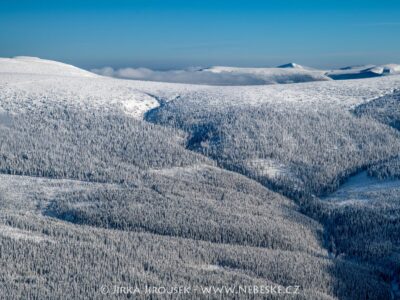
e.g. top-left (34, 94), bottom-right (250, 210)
top-left (91, 67), bottom-right (267, 86)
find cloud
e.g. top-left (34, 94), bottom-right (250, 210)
top-left (91, 67), bottom-right (266, 86)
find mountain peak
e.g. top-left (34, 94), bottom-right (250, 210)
top-left (277, 63), bottom-right (303, 69)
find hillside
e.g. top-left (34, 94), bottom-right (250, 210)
top-left (0, 56), bottom-right (97, 77)
top-left (326, 64), bottom-right (400, 80)
top-left (1, 57), bottom-right (400, 299)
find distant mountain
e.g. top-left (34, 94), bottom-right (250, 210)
top-left (93, 62), bottom-right (400, 86)
top-left (326, 64), bottom-right (400, 80)
top-left (200, 65), bottom-right (330, 84)
top-left (277, 62), bottom-right (304, 69)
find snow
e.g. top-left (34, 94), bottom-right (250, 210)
top-left (159, 75), bottom-right (400, 111)
top-left (0, 173), bottom-right (119, 213)
top-left (323, 171), bottom-right (400, 203)
top-left (150, 164), bottom-right (214, 177)
top-left (93, 63), bottom-right (330, 85)
top-left (1, 56), bottom-right (400, 121)
top-left (0, 224), bottom-right (52, 243)
top-left (277, 63), bottom-right (305, 69)
top-left (93, 61), bottom-right (400, 86)
top-left (244, 159), bottom-right (292, 179)
top-left (0, 108), bottom-right (12, 127)
top-left (0, 56), bottom-right (97, 77)
top-left (201, 65), bottom-right (330, 84)
top-left (0, 57), bottom-right (202, 119)
top-left (196, 264), bottom-right (224, 271)
top-left (326, 64), bottom-right (400, 80)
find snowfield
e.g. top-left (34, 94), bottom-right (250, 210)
top-left (0, 56), bottom-right (97, 77)
top-left (326, 64), bottom-right (400, 80)
top-left (1, 57), bottom-right (400, 121)
top-left (323, 171), bottom-right (400, 203)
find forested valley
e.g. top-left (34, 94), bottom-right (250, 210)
top-left (1, 59), bottom-right (400, 299)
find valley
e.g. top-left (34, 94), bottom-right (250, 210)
top-left (0, 57), bottom-right (400, 299)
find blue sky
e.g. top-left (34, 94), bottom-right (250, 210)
top-left (1, 0), bottom-right (400, 69)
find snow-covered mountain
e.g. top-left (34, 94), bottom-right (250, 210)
top-left (2, 56), bottom-right (400, 299)
top-left (277, 62), bottom-right (305, 69)
top-left (201, 63), bottom-right (400, 83)
top-left (0, 56), bottom-right (96, 77)
top-left (200, 64), bottom-right (330, 84)
top-left (2, 57), bottom-right (400, 120)
top-left (92, 61), bottom-right (400, 86)
top-left (326, 64), bottom-right (400, 80)
top-left (0, 57), bottom-right (200, 119)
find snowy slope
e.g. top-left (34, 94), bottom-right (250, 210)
top-left (0, 57), bottom-right (201, 118)
top-left (199, 64), bottom-right (330, 84)
top-left (159, 74), bottom-right (400, 110)
top-left (1, 57), bottom-right (400, 120)
top-left (1, 57), bottom-right (400, 300)
top-left (277, 62), bottom-right (306, 69)
top-left (0, 56), bottom-right (97, 77)
top-left (326, 64), bottom-right (400, 80)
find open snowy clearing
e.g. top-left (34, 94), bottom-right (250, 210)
top-left (323, 171), bottom-right (400, 203)
top-left (0, 224), bottom-right (52, 243)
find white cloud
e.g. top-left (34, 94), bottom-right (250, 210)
top-left (91, 67), bottom-right (266, 85)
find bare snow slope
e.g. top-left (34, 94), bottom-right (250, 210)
top-left (326, 64), bottom-right (400, 80)
top-left (1, 57), bottom-right (400, 120)
top-left (0, 56), bottom-right (97, 77)
top-left (0, 57), bottom-right (204, 118)
top-left (201, 64), bottom-right (330, 84)
top-left (323, 171), bottom-right (400, 203)
top-left (160, 74), bottom-right (400, 110)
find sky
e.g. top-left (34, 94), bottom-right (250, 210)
top-left (1, 0), bottom-right (400, 70)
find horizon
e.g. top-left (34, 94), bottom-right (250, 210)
top-left (3, 55), bottom-right (399, 86)
top-left (3, 55), bottom-right (399, 73)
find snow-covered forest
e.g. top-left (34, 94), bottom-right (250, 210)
top-left (1, 57), bottom-right (400, 299)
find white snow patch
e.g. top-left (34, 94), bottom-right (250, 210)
top-left (326, 64), bottom-right (400, 79)
top-left (244, 159), bottom-right (292, 179)
top-left (187, 263), bottom-right (225, 272)
top-left (324, 171), bottom-right (400, 202)
top-left (198, 264), bottom-right (224, 271)
top-left (151, 164), bottom-right (211, 176)
top-left (0, 108), bottom-right (12, 127)
top-left (0, 224), bottom-right (52, 243)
